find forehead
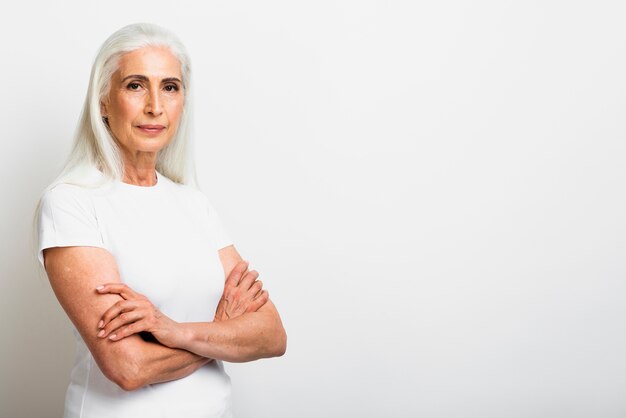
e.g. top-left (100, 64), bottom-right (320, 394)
top-left (116, 46), bottom-right (182, 79)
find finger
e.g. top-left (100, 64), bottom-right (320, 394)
top-left (250, 290), bottom-right (269, 312)
top-left (248, 280), bottom-right (263, 298)
top-left (225, 260), bottom-right (249, 289)
top-left (96, 283), bottom-right (140, 300)
top-left (238, 269), bottom-right (260, 291)
top-left (99, 299), bottom-right (141, 329)
top-left (225, 270), bottom-right (259, 309)
top-left (107, 319), bottom-right (150, 341)
top-left (98, 309), bottom-right (145, 338)
top-left (254, 289), bottom-right (269, 301)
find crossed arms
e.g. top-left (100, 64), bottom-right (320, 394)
top-left (43, 245), bottom-right (286, 391)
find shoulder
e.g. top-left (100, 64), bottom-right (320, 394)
top-left (41, 165), bottom-right (110, 201)
top-left (40, 165), bottom-right (116, 209)
top-left (45, 182), bottom-right (91, 198)
top-left (38, 182), bottom-right (102, 229)
top-left (37, 183), bottom-right (105, 268)
top-left (40, 183), bottom-right (96, 210)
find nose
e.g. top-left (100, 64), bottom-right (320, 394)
top-left (145, 87), bottom-right (163, 116)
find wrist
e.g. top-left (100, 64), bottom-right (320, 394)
top-left (178, 322), bottom-right (217, 358)
top-left (172, 322), bottom-right (192, 350)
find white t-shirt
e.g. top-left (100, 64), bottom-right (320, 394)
top-left (37, 166), bottom-right (234, 418)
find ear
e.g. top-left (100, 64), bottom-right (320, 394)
top-left (100, 99), bottom-right (109, 118)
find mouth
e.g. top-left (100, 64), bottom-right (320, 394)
top-left (136, 124), bottom-right (167, 134)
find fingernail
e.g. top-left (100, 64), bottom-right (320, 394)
top-left (96, 285), bottom-right (104, 290)
top-left (109, 334), bottom-right (116, 340)
top-left (97, 330), bottom-right (105, 337)
top-left (98, 320), bottom-right (104, 328)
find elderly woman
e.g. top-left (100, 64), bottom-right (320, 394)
top-left (34, 23), bottom-right (286, 418)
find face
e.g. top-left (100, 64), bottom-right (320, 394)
top-left (101, 46), bottom-right (184, 159)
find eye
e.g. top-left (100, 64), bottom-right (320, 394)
top-left (164, 84), bottom-right (179, 92)
top-left (127, 82), bottom-right (141, 90)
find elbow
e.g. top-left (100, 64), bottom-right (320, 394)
top-left (112, 374), bottom-right (144, 392)
top-left (244, 325), bottom-right (286, 361)
top-left (271, 327), bottom-right (287, 358)
top-left (98, 350), bottom-right (146, 392)
top-left (116, 372), bottom-right (146, 392)
top-left (102, 365), bottom-right (146, 392)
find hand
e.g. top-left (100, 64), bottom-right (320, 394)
top-left (214, 260), bottom-right (269, 322)
top-left (95, 283), bottom-right (181, 348)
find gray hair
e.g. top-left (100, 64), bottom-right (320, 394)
top-left (63, 22), bottom-right (196, 188)
top-left (32, 23), bottom-right (198, 272)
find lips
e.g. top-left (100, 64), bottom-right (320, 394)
top-left (136, 124), bottom-right (166, 134)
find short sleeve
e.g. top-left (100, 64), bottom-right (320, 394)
top-left (203, 196), bottom-right (234, 250)
top-left (37, 185), bottom-right (106, 269)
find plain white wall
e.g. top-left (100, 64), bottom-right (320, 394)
top-left (2, 1), bottom-right (626, 417)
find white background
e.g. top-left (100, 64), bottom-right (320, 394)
top-left (1, 1), bottom-right (626, 417)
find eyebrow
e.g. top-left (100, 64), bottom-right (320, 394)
top-left (120, 74), bottom-right (182, 84)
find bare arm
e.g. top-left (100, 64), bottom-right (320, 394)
top-left (180, 245), bottom-right (287, 361)
top-left (176, 300), bottom-right (286, 362)
top-left (43, 246), bottom-right (209, 391)
top-left (98, 245), bottom-right (287, 362)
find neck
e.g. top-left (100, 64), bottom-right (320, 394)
top-left (123, 168), bottom-right (158, 186)
top-left (120, 150), bottom-right (159, 186)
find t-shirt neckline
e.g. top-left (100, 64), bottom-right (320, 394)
top-left (117, 170), bottom-right (163, 190)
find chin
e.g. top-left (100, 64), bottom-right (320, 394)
top-left (136, 138), bottom-right (172, 152)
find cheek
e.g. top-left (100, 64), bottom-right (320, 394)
top-left (120, 98), bottom-right (142, 119)
top-left (107, 97), bottom-right (143, 140)
top-left (111, 94), bottom-right (143, 121)
top-left (167, 98), bottom-right (184, 124)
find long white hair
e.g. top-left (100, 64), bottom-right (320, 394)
top-left (60, 22), bottom-right (196, 188)
top-left (32, 23), bottom-right (198, 271)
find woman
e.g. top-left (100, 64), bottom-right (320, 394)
top-left (33, 23), bottom-right (286, 418)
